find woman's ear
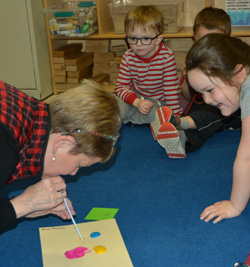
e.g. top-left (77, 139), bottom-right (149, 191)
top-left (53, 135), bottom-right (76, 152)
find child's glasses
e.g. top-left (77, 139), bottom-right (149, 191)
top-left (126, 34), bottom-right (159, 45)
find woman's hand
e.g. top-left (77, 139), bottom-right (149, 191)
top-left (133, 99), bottom-right (154, 114)
top-left (25, 197), bottom-right (75, 220)
top-left (10, 176), bottom-right (70, 219)
top-left (200, 200), bottom-right (241, 224)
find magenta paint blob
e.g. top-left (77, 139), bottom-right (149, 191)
top-left (64, 247), bottom-right (91, 259)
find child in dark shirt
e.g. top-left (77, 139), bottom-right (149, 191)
top-left (151, 7), bottom-right (241, 158)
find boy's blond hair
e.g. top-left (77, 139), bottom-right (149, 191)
top-left (49, 79), bottom-right (121, 162)
top-left (193, 6), bottom-right (231, 35)
top-left (124, 5), bottom-right (164, 35)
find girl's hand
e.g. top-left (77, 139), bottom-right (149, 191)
top-left (10, 176), bottom-right (68, 219)
top-left (133, 99), bottom-right (154, 114)
top-left (200, 200), bottom-right (241, 224)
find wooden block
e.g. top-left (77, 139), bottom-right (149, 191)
top-left (93, 58), bottom-right (112, 64)
top-left (110, 81), bottom-right (117, 85)
top-left (114, 51), bottom-right (125, 57)
top-left (66, 64), bottom-right (92, 72)
top-left (102, 83), bottom-right (115, 93)
top-left (67, 77), bottom-right (81, 84)
top-left (52, 43), bottom-right (83, 57)
top-left (53, 63), bottom-right (65, 70)
top-left (85, 45), bottom-right (109, 53)
top-left (53, 57), bottom-right (65, 64)
top-left (115, 57), bottom-right (122, 68)
top-left (67, 67), bottom-right (93, 82)
top-left (67, 65), bottom-right (93, 78)
top-left (111, 66), bottom-right (119, 72)
top-left (110, 60), bottom-right (116, 67)
top-left (85, 40), bottom-right (109, 47)
top-left (65, 52), bottom-right (93, 66)
top-left (55, 83), bottom-right (79, 90)
top-left (54, 69), bottom-right (66, 76)
top-left (110, 61), bottom-right (120, 70)
top-left (66, 65), bottom-right (80, 72)
top-left (92, 69), bottom-right (103, 76)
top-left (111, 46), bottom-right (126, 57)
top-left (110, 73), bottom-right (119, 80)
top-left (111, 45), bottom-right (127, 52)
top-left (67, 72), bottom-right (92, 83)
top-left (93, 69), bottom-right (112, 76)
top-left (91, 73), bottom-right (110, 84)
top-left (93, 64), bottom-right (112, 71)
top-left (54, 75), bottom-right (67, 83)
top-left (94, 52), bottom-right (115, 59)
top-left (115, 57), bottom-right (122, 64)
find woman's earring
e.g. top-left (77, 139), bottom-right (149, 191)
top-left (52, 151), bottom-right (56, 162)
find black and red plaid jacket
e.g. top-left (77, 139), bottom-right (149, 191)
top-left (0, 81), bottom-right (51, 183)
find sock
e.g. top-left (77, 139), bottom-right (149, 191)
top-left (180, 117), bottom-right (189, 129)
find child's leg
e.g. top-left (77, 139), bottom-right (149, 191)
top-left (116, 96), bottom-right (165, 125)
top-left (150, 104), bottom-right (241, 155)
top-left (188, 104), bottom-right (241, 134)
top-left (179, 116), bottom-right (196, 129)
top-left (115, 96), bottom-right (137, 124)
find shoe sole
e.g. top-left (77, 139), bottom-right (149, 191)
top-left (157, 122), bottom-right (186, 158)
top-left (150, 107), bottom-right (173, 140)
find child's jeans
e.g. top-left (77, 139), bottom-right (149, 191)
top-left (116, 95), bottom-right (165, 125)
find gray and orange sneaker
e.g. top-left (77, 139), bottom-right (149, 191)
top-left (151, 107), bottom-right (186, 158)
top-left (157, 121), bottom-right (186, 158)
top-left (150, 106), bottom-right (181, 139)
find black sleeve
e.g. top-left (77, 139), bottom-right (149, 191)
top-left (0, 125), bottom-right (19, 228)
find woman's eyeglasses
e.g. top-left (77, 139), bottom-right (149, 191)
top-left (61, 129), bottom-right (119, 146)
top-left (126, 34), bottom-right (159, 45)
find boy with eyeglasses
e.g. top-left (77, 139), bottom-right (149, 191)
top-left (115, 5), bottom-right (183, 125)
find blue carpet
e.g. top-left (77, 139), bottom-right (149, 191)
top-left (0, 125), bottom-right (249, 267)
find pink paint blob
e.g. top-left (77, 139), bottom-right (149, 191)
top-left (64, 247), bottom-right (91, 259)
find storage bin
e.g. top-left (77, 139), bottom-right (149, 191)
top-left (108, 0), bottom-right (184, 34)
top-left (43, 1), bottom-right (98, 37)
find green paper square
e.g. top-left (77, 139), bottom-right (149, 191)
top-left (85, 207), bottom-right (119, 221)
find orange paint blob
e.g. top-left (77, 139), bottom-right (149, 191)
top-left (93, 245), bottom-right (107, 254)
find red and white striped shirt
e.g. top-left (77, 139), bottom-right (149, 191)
top-left (115, 43), bottom-right (183, 117)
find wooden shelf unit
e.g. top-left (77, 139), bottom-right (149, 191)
top-left (43, 0), bottom-right (250, 94)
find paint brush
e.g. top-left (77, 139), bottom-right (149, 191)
top-left (63, 197), bottom-right (84, 242)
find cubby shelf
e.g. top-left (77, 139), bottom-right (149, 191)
top-left (43, 0), bottom-right (250, 94)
